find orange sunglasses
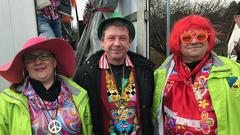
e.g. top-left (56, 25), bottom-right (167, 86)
top-left (180, 30), bottom-right (209, 45)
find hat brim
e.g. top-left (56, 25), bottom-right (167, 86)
top-left (0, 38), bottom-right (75, 83)
top-left (98, 17), bottom-right (135, 40)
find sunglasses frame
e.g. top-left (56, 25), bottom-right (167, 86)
top-left (180, 30), bottom-right (209, 45)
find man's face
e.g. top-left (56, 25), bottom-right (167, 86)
top-left (101, 25), bottom-right (131, 65)
top-left (180, 30), bottom-right (209, 63)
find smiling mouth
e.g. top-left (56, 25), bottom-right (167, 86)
top-left (187, 44), bottom-right (203, 49)
top-left (111, 50), bottom-right (122, 53)
top-left (34, 67), bottom-right (46, 71)
top-left (189, 46), bottom-right (201, 49)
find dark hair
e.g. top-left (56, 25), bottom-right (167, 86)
top-left (9, 70), bottom-right (28, 92)
top-left (101, 20), bottom-right (133, 42)
top-left (9, 81), bottom-right (24, 93)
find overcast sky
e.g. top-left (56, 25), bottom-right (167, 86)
top-left (76, 0), bottom-right (88, 20)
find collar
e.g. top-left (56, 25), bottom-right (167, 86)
top-left (16, 75), bottom-right (80, 96)
top-left (98, 52), bottom-right (134, 69)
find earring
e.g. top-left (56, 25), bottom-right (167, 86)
top-left (22, 70), bottom-right (26, 79)
top-left (54, 69), bottom-right (57, 80)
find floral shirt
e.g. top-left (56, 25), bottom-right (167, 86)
top-left (106, 70), bottom-right (141, 134)
top-left (163, 59), bottom-right (217, 134)
top-left (23, 80), bottom-right (81, 135)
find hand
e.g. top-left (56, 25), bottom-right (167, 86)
top-left (61, 15), bottom-right (74, 24)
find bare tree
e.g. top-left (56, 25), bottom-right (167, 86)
top-left (150, 0), bottom-right (239, 65)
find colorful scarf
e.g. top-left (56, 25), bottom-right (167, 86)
top-left (164, 53), bottom-right (210, 120)
top-left (163, 55), bottom-right (217, 134)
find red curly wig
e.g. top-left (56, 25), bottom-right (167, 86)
top-left (169, 15), bottom-right (216, 55)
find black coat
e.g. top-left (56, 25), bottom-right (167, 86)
top-left (74, 50), bottom-right (154, 135)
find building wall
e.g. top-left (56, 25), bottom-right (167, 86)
top-left (227, 23), bottom-right (240, 61)
top-left (116, 0), bottom-right (149, 58)
top-left (0, 0), bottom-right (37, 90)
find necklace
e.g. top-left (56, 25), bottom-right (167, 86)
top-left (106, 65), bottom-right (136, 121)
top-left (40, 97), bottom-right (62, 134)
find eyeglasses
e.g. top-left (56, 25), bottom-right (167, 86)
top-left (23, 52), bottom-right (53, 63)
top-left (180, 30), bottom-right (209, 45)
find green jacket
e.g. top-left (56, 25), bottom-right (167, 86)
top-left (152, 52), bottom-right (240, 135)
top-left (0, 75), bottom-right (93, 135)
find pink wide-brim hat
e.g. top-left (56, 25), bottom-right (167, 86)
top-left (0, 37), bottom-right (76, 83)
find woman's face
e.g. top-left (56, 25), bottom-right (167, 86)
top-left (24, 50), bottom-right (57, 84)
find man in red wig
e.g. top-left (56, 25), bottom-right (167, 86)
top-left (152, 15), bottom-right (240, 135)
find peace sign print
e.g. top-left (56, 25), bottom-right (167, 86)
top-left (48, 120), bottom-right (62, 134)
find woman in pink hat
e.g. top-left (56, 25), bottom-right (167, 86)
top-left (0, 37), bottom-right (92, 134)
